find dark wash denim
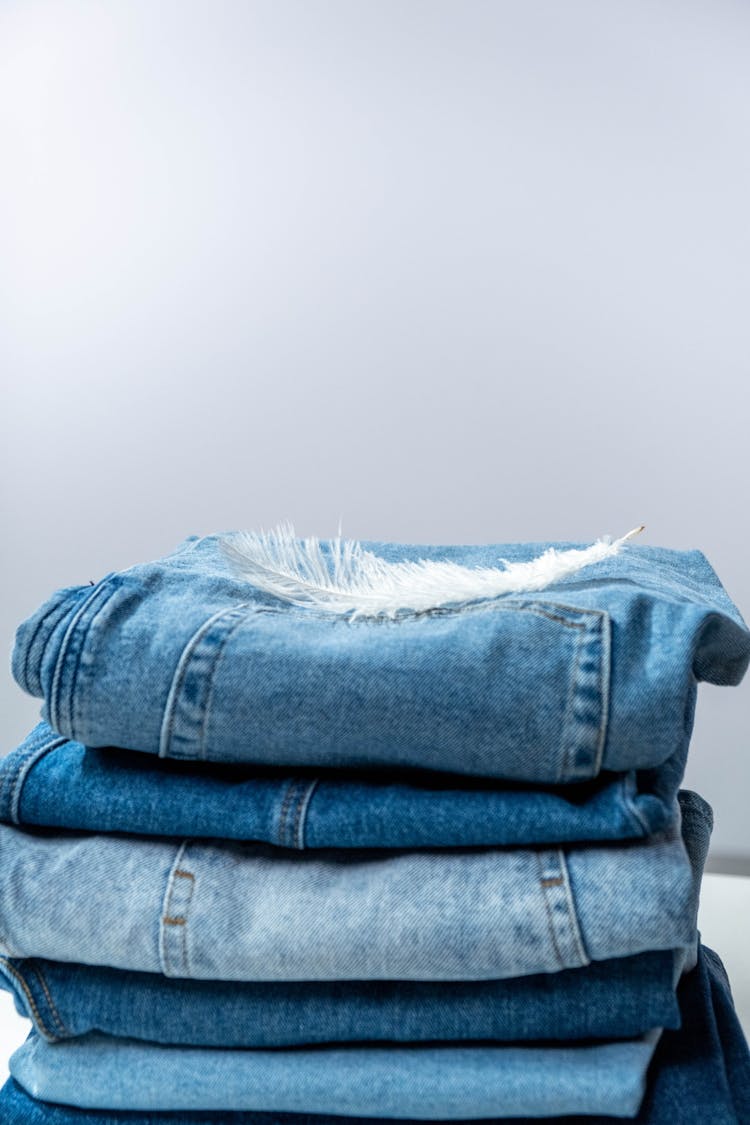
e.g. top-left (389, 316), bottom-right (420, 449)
top-left (2, 945), bottom-right (747, 1124)
top-left (11, 534), bottom-right (750, 781)
top-left (0, 722), bottom-right (684, 850)
top-left (0, 950), bottom-right (681, 1047)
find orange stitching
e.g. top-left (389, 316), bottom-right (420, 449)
top-left (29, 962), bottom-right (69, 1037)
top-left (0, 961), bottom-right (59, 1041)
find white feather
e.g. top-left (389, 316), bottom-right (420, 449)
top-left (221, 523), bottom-right (645, 618)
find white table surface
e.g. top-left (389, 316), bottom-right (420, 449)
top-left (1, 872), bottom-right (749, 1090)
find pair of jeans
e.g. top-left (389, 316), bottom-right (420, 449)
top-left (8, 1029), bottom-right (662, 1118)
top-left (2, 944), bottom-right (746, 1124)
top-left (11, 534), bottom-right (750, 780)
top-left (0, 950), bottom-right (682, 1047)
top-left (0, 722), bottom-right (684, 850)
top-left (0, 792), bottom-right (707, 981)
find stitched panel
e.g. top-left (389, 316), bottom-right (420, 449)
top-left (277, 778), bottom-right (320, 849)
top-left (0, 734), bottom-right (67, 826)
top-left (159, 843), bottom-right (196, 978)
top-left (556, 608), bottom-right (610, 782)
top-left (159, 605), bottom-right (253, 760)
top-left (536, 850), bottom-right (589, 970)
top-left (49, 580), bottom-right (117, 734)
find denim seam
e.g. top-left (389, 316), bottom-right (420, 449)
top-left (555, 610), bottom-right (608, 784)
top-left (536, 850), bottom-right (589, 970)
top-left (0, 746), bottom-right (34, 824)
top-left (584, 610), bottom-right (609, 779)
top-left (197, 611), bottom-right (251, 762)
top-left (267, 596), bottom-right (606, 626)
top-left (278, 779), bottom-right (303, 848)
top-left (196, 606), bottom-right (271, 763)
top-left (20, 594), bottom-right (78, 698)
top-left (557, 627), bottom-right (584, 784)
top-left (160, 610), bottom-right (235, 758)
top-left (27, 962), bottom-right (69, 1038)
top-left (277, 779), bottom-right (299, 848)
top-left (159, 605), bottom-right (253, 760)
top-left (0, 960), bottom-right (62, 1042)
top-left (159, 842), bottom-right (195, 978)
top-left (1, 736), bottom-right (67, 826)
top-left (49, 579), bottom-right (116, 734)
top-left (276, 779), bottom-right (319, 849)
top-left (67, 580), bottom-right (130, 742)
top-left (537, 852), bottom-right (567, 968)
top-left (557, 850), bottom-right (589, 965)
top-left (594, 612), bottom-right (611, 777)
top-left (621, 773), bottom-right (652, 834)
top-left (294, 779), bottom-right (319, 850)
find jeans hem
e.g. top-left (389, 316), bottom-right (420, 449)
top-left (0, 730), bottom-right (67, 826)
top-left (0, 958), bottom-right (69, 1041)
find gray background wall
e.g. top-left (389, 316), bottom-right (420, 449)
top-left (1, 0), bottom-right (748, 861)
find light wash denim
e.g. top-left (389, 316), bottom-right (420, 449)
top-left (3, 944), bottom-right (746, 1125)
top-left (11, 535), bottom-right (750, 780)
top-left (8, 1030), bottom-right (661, 1118)
top-left (0, 950), bottom-right (681, 1046)
top-left (0, 721), bottom-right (683, 850)
top-left (0, 792), bottom-right (708, 981)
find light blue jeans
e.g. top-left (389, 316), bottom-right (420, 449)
top-left (0, 792), bottom-right (708, 981)
top-left (9, 1030), bottom-right (661, 1118)
top-left (11, 535), bottom-right (749, 780)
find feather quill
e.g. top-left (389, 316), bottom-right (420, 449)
top-left (221, 523), bottom-right (645, 618)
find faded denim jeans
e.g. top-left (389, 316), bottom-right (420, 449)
top-left (7, 1031), bottom-right (662, 1119)
top-left (0, 792), bottom-right (709, 981)
top-left (11, 535), bottom-right (750, 780)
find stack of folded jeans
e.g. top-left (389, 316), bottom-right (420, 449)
top-left (1, 529), bottom-right (749, 1123)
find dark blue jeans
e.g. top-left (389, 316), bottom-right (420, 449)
top-left (0, 722), bottom-right (683, 850)
top-left (0, 950), bottom-right (680, 1047)
top-left (1, 944), bottom-right (747, 1123)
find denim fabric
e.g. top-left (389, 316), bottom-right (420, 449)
top-left (8, 1030), bottom-right (661, 1117)
top-left (11, 535), bottom-right (750, 780)
top-left (0, 722), bottom-right (683, 850)
top-left (0, 793), bottom-right (707, 981)
top-left (2, 943), bottom-right (746, 1124)
top-left (0, 950), bottom-right (681, 1046)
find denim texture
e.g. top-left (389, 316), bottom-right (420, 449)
top-left (0, 950), bottom-right (681, 1047)
top-left (3, 943), bottom-right (746, 1124)
top-left (11, 535), bottom-right (750, 780)
top-left (8, 1031), bottom-right (661, 1118)
top-left (0, 793), bottom-right (708, 981)
top-left (0, 721), bottom-right (683, 850)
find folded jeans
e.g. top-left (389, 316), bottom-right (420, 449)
top-left (7, 1030), bottom-right (662, 1118)
top-left (11, 534), bottom-right (749, 780)
top-left (0, 721), bottom-right (684, 850)
top-left (2, 943), bottom-right (746, 1124)
top-left (0, 792), bottom-right (709, 982)
top-left (0, 950), bottom-right (682, 1047)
